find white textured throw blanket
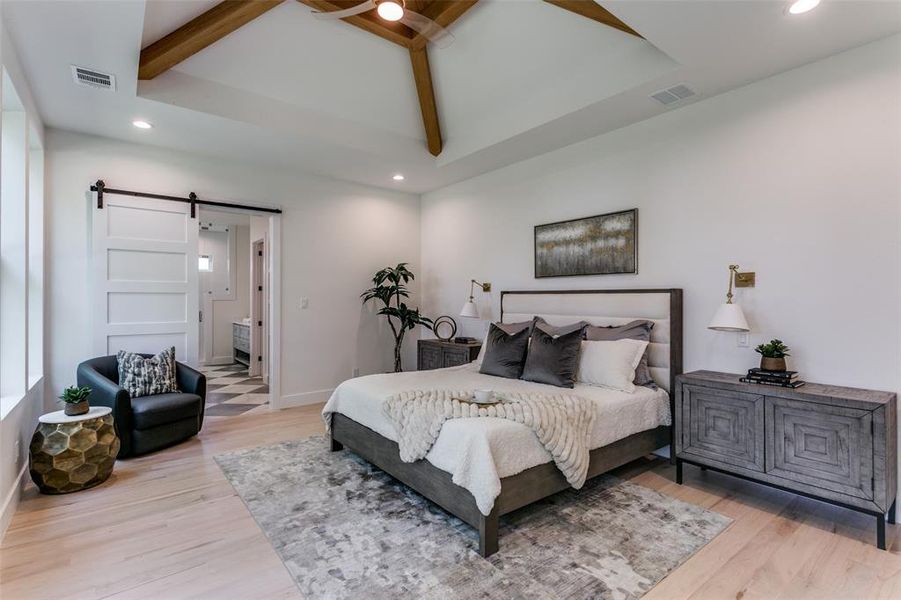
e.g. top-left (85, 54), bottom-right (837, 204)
top-left (383, 390), bottom-right (596, 490)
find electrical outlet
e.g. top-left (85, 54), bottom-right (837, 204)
top-left (737, 332), bottom-right (750, 348)
top-left (300, 297), bottom-right (309, 309)
top-left (14, 440), bottom-right (20, 465)
top-left (352, 368), bottom-right (360, 377)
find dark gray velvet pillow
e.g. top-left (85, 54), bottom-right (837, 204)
top-left (584, 320), bottom-right (655, 387)
top-left (495, 319), bottom-right (535, 336)
top-left (479, 324), bottom-right (531, 379)
top-left (533, 316), bottom-right (589, 337)
top-left (520, 326), bottom-right (585, 388)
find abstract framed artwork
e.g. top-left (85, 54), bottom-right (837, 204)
top-left (534, 209), bottom-right (638, 278)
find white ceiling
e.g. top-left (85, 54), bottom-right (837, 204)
top-left (4, 0), bottom-right (900, 193)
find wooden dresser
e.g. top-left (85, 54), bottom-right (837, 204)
top-left (675, 370), bottom-right (897, 549)
top-left (417, 339), bottom-right (481, 371)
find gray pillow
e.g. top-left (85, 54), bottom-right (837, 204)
top-left (117, 347), bottom-right (178, 398)
top-left (584, 320), bottom-right (656, 387)
top-left (533, 316), bottom-right (589, 337)
top-left (479, 324), bottom-right (530, 379)
top-left (520, 326), bottom-right (585, 388)
top-left (495, 319), bottom-right (535, 336)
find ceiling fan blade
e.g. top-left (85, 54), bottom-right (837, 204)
top-left (399, 11), bottom-right (454, 48)
top-left (312, 0), bottom-right (376, 20)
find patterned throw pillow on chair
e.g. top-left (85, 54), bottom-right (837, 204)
top-left (117, 347), bottom-right (178, 398)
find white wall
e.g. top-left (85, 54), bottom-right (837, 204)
top-left (421, 36), bottom-right (901, 485)
top-left (45, 129), bottom-right (422, 409)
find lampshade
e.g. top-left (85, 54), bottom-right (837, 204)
top-left (459, 300), bottom-right (479, 318)
top-left (708, 303), bottom-right (750, 332)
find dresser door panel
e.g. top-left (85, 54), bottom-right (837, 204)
top-left (442, 348), bottom-right (469, 368)
top-left (418, 345), bottom-right (442, 371)
top-left (682, 386), bottom-right (765, 472)
top-left (766, 397), bottom-right (873, 500)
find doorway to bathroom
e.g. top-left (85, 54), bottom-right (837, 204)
top-left (198, 210), bottom-right (274, 417)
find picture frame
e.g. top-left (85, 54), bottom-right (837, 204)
top-left (534, 208), bottom-right (638, 278)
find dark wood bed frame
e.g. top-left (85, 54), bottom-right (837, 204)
top-left (331, 288), bottom-right (683, 557)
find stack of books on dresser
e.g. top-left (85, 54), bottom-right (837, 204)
top-left (740, 368), bottom-right (806, 388)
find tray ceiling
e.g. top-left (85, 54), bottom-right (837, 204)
top-left (4, 0), bottom-right (900, 192)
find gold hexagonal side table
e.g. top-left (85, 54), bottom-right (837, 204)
top-left (29, 407), bottom-right (120, 494)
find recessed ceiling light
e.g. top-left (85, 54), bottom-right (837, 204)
top-left (376, 0), bottom-right (404, 21)
top-left (132, 120), bottom-right (153, 129)
top-left (392, 174), bottom-right (405, 181)
top-left (787, 0), bottom-right (820, 15)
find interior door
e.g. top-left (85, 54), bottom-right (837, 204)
top-left (92, 194), bottom-right (199, 365)
top-left (198, 223), bottom-right (236, 364)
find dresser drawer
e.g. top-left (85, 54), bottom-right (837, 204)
top-left (681, 385), bottom-right (765, 472)
top-left (765, 397), bottom-right (874, 500)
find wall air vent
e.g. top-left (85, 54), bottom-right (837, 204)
top-left (71, 65), bottom-right (116, 91)
top-left (650, 83), bottom-right (695, 106)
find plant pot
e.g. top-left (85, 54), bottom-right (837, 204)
top-left (760, 357), bottom-right (787, 372)
top-left (64, 400), bottom-right (89, 416)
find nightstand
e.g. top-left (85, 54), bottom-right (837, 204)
top-left (675, 370), bottom-right (897, 549)
top-left (417, 339), bottom-right (481, 371)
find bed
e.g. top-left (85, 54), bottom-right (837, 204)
top-left (324, 289), bottom-right (683, 557)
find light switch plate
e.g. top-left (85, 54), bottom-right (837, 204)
top-left (737, 332), bottom-right (750, 348)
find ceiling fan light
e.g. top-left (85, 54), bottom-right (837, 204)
top-left (377, 0), bottom-right (404, 21)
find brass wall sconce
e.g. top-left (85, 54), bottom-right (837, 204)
top-left (708, 264), bottom-right (755, 332)
top-left (460, 279), bottom-right (491, 318)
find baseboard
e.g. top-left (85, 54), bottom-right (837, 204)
top-left (0, 462), bottom-right (27, 543)
top-left (277, 389), bottom-right (334, 409)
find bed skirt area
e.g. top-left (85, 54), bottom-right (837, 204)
top-left (330, 412), bottom-right (672, 557)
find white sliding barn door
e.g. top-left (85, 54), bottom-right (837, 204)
top-left (92, 195), bottom-right (199, 365)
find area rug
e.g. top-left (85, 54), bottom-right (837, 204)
top-left (215, 437), bottom-right (731, 599)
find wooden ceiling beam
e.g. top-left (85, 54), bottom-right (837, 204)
top-left (139, 0), bottom-right (286, 80)
top-left (409, 0), bottom-right (479, 50)
top-left (295, 0), bottom-right (416, 48)
top-left (542, 0), bottom-right (642, 39)
top-left (409, 46), bottom-right (442, 156)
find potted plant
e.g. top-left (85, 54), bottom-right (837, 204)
top-left (59, 385), bottom-right (92, 416)
top-left (755, 339), bottom-right (791, 372)
top-left (361, 263), bottom-right (433, 372)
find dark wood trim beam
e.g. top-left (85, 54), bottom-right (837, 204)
top-left (139, 0), bottom-right (286, 80)
top-left (409, 46), bottom-right (442, 156)
top-left (295, 0), bottom-right (416, 48)
top-left (409, 0), bottom-right (479, 50)
top-left (542, 0), bottom-right (642, 38)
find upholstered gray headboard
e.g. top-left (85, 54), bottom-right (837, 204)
top-left (500, 289), bottom-right (683, 395)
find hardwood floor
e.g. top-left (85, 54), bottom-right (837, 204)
top-left (2, 405), bottom-right (898, 599)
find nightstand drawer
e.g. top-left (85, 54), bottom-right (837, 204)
top-left (766, 397), bottom-right (874, 500)
top-left (681, 385), bottom-right (765, 472)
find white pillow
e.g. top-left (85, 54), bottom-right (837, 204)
top-left (576, 339), bottom-right (649, 393)
top-left (474, 331), bottom-right (490, 365)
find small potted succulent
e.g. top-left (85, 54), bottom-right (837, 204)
top-left (59, 385), bottom-right (92, 416)
top-left (755, 339), bottom-right (790, 372)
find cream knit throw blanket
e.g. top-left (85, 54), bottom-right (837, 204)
top-left (383, 390), bottom-right (596, 489)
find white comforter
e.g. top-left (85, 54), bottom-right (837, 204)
top-left (322, 364), bottom-right (671, 516)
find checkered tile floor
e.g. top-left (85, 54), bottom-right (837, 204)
top-left (201, 363), bottom-right (270, 418)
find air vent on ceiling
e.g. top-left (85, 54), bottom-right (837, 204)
top-left (71, 65), bottom-right (116, 91)
top-left (650, 83), bottom-right (695, 106)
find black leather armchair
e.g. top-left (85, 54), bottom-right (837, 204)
top-left (77, 355), bottom-right (206, 458)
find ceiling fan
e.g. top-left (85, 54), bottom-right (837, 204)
top-left (311, 0), bottom-right (455, 48)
